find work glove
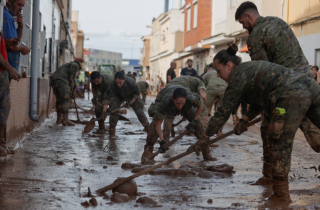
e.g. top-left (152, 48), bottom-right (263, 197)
top-left (187, 139), bottom-right (206, 156)
top-left (91, 97), bottom-right (98, 105)
top-left (101, 111), bottom-right (107, 121)
top-left (158, 140), bottom-right (168, 154)
top-left (125, 100), bottom-right (133, 108)
top-left (186, 119), bottom-right (198, 133)
top-left (234, 119), bottom-right (248, 135)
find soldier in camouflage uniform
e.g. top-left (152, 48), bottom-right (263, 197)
top-left (144, 85), bottom-right (216, 161)
top-left (235, 1), bottom-right (319, 179)
top-left (51, 61), bottom-right (81, 126)
top-left (137, 81), bottom-right (149, 103)
top-left (202, 67), bottom-right (227, 115)
top-left (201, 46), bottom-right (320, 201)
top-left (102, 72), bottom-right (149, 136)
top-left (90, 71), bottom-right (113, 131)
top-left (165, 76), bottom-right (210, 138)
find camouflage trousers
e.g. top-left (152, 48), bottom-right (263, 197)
top-left (141, 93), bottom-right (147, 103)
top-left (109, 96), bottom-right (149, 128)
top-left (51, 80), bottom-right (71, 114)
top-left (262, 78), bottom-right (320, 181)
top-left (205, 85), bottom-right (226, 115)
top-left (0, 71), bottom-right (10, 124)
top-left (146, 107), bottom-right (208, 148)
top-left (94, 95), bottom-right (104, 119)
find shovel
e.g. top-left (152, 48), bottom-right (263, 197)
top-left (141, 129), bottom-right (188, 163)
top-left (171, 119), bottom-right (184, 137)
top-left (96, 117), bottom-right (262, 194)
top-left (83, 104), bottom-right (127, 133)
top-left (70, 97), bottom-right (83, 123)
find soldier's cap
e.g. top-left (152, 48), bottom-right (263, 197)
top-left (73, 60), bottom-right (82, 70)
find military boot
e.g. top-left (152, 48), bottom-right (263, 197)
top-left (56, 112), bottom-right (63, 124)
top-left (109, 127), bottom-right (116, 137)
top-left (262, 162), bottom-right (273, 178)
top-left (0, 124), bottom-right (7, 157)
top-left (201, 146), bottom-right (217, 161)
top-left (268, 179), bottom-right (292, 203)
top-left (217, 129), bottom-right (223, 137)
top-left (232, 115), bottom-right (239, 127)
top-left (62, 113), bottom-right (75, 126)
top-left (144, 145), bottom-right (154, 153)
top-left (98, 121), bottom-right (107, 131)
top-left (144, 126), bottom-right (149, 133)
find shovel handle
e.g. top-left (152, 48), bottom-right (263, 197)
top-left (96, 117), bottom-right (261, 194)
top-left (173, 119), bottom-right (184, 127)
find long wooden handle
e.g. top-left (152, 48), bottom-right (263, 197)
top-left (96, 117), bottom-right (261, 194)
top-left (73, 98), bottom-right (81, 121)
top-left (173, 119), bottom-right (184, 127)
top-left (148, 130), bottom-right (188, 160)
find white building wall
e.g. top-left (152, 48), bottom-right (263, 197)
top-left (298, 33), bottom-right (320, 66)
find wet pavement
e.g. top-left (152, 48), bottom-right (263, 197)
top-left (0, 94), bottom-right (320, 209)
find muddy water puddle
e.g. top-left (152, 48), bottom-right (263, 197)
top-left (0, 95), bottom-right (319, 209)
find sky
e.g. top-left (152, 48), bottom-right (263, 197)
top-left (72, 0), bottom-right (179, 60)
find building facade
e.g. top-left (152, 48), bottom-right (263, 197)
top-left (288, 0), bottom-right (320, 66)
top-left (6, 0), bottom-right (76, 145)
top-left (139, 35), bottom-right (151, 80)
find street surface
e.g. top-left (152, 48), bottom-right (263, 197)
top-left (0, 95), bottom-right (319, 209)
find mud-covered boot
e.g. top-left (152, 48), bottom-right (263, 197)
top-left (232, 115), bottom-right (239, 127)
top-left (268, 179), bottom-right (292, 203)
top-left (62, 113), bottom-right (75, 126)
top-left (0, 124), bottom-right (8, 156)
top-left (143, 126), bottom-right (149, 133)
top-left (109, 127), bottom-right (116, 137)
top-left (217, 129), bottom-right (223, 137)
top-left (201, 146), bottom-right (217, 161)
top-left (56, 112), bottom-right (63, 124)
top-left (262, 162), bottom-right (273, 178)
top-left (98, 121), bottom-right (107, 131)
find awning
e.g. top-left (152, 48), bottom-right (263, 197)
top-left (239, 45), bottom-right (249, 53)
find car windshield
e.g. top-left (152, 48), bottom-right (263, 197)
top-left (99, 65), bottom-right (113, 74)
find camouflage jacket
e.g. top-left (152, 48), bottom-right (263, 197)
top-left (154, 85), bottom-right (203, 120)
top-left (103, 76), bottom-right (140, 104)
top-left (166, 76), bottom-right (206, 94)
top-left (205, 61), bottom-right (306, 136)
top-left (51, 62), bottom-right (79, 85)
top-left (137, 81), bottom-right (149, 94)
top-left (247, 16), bottom-right (313, 78)
top-left (91, 73), bottom-right (113, 97)
top-left (202, 71), bottom-right (227, 90)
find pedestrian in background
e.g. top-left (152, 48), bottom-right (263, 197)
top-left (312, 66), bottom-right (320, 84)
top-left (166, 61), bottom-right (176, 83)
top-left (180, 59), bottom-right (198, 77)
top-left (3, 0), bottom-right (30, 71)
top-left (0, 33), bottom-right (21, 157)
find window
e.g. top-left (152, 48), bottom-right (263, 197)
top-left (113, 60), bottom-right (116, 64)
top-left (96, 58), bottom-right (100, 63)
top-left (89, 57), bottom-right (94, 62)
top-left (102, 59), bottom-right (106, 63)
top-left (187, 8), bottom-right (191, 31)
top-left (231, 0), bottom-right (237, 8)
top-left (107, 60), bottom-right (111, 64)
top-left (193, 3), bottom-right (198, 29)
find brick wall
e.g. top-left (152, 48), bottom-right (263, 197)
top-left (184, 0), bottom-right (212, 48)
top-left (6, 78), bottom-right (55, 145)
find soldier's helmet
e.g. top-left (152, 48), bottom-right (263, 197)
top-left (73, 60), bottom-right (82, 70)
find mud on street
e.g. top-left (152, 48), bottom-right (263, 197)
top-left (0, 95), bottom-right (320, 209)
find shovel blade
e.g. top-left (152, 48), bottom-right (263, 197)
top-left (84, 117), bottom-right (96, 133)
